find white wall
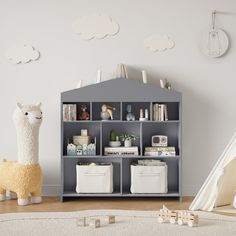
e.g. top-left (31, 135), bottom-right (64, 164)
top-left (0, 0), bottom-right (236, 196)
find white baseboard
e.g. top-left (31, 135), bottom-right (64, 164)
top-left (42, 184), bottom-right (60, 196)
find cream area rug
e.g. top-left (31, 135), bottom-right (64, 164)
top-left (0, 210), bottom-right (236, 236)
top-left (214, 205), bottom-right (236, 214)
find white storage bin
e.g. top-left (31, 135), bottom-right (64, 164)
top-left (130, 163), bottom-right (168, 193)
top-left (76, 164), bottom-right (113, 193)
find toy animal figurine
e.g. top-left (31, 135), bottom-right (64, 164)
top-left (0, 103), bottom-right (43, 206)
top-left (101, 104), bottom-right (115, 120)
top-left (79, 105), bottom-right (90, 120)
top-left (157, 205), bottom-right (198, 227)
top-left (126, 104), bottom-right (135, 121)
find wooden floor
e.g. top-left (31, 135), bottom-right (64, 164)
top-left (0, 197), bottom-right (193, 213)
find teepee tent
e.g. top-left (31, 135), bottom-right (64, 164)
top-left (189, 132), bottom-right (236, 211)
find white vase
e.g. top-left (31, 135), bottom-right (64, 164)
top-left (124, 139), bottom-right (132, 147)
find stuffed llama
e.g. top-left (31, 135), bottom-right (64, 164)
top-left (0, 102), bottom-right (43, 206)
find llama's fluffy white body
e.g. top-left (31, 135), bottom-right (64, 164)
top-left (0, 103), bottom-right (43, 205)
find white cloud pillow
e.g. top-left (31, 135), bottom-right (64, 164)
top-left (5, 45), bottom-right (40, 64)
top-left (72, 14), bottom-right (119, 40)
top-left (144, 35), bottom-right (175, 52)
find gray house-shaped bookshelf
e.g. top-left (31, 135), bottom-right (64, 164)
top-left (61, 78), bottom-right (182, 201)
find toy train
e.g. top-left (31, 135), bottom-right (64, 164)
top-left (157, 205), bottom-right (198, 227)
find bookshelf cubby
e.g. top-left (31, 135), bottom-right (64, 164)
top-left (61, 78), bottom-right (182, 201)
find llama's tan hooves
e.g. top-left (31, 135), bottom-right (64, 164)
top-left (18, 198), bottom-right (29, 206)
top-left (0, 194), bottom-right (6, 201)
top-left (31, 196), bottom-right (42, 204)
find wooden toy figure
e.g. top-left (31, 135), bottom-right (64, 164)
top-left (79, 105), bottom-right (90, 120)
top-left (105, 215), bottom-right (115, 224)
top-left (157, 205), bottom-right (178, 224)
top-left (77, 217), bottom-right (86, 227)
top-left (101, 104), bottom-right (116, 120)
top-left (157, 205), bottom-right (198, 227)
top-left (89, 218), bottom-right (100, 228)
top-left (177, 211), bottom-right (198, 227)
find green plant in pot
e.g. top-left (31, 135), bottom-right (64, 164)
top-left (120, 134), bottom-right (139, 147)
top-left (109, 129), bottom-right (121, 147)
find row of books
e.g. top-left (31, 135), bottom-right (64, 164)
top-left (63, 104), bottom-right (77, 121)
top-left (144, 146), bottom-right (176, 157)
top-left (103, 146), bottom-right (176, 157)
top-left (104, 147), bottom-right (139, 156)
top-left (153, 103), bottom-right (168, 121)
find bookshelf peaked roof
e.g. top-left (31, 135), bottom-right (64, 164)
top-left (61, 77), bottom-right (181, 102)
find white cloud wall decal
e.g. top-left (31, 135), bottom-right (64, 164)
top-left (72, 14), bottom-right (120, 40)
top-left (144, 35), bottom-right (175, 52)
top-left (5, 45), bottom-right (40, 64)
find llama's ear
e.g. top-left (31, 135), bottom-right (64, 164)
top-left (36, 102), bottom-right (42, 108)
top-left (16, 102), bottom-right (23, 109)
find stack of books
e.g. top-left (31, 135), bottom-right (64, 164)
top-left (153, 103), bottom-right (168, 121)
top-left (104, 146), bottom-right (139, 156)
top-left (144, 147), bottom-right (176, 157)
top-left (63, 104), bottom-right (77, 121)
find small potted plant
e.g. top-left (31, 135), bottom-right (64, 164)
top-left (120, 134), bottom-right (139, 147)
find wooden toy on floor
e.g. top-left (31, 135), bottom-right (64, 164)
top-left (106, 215), bottom-right (115, 224)
top-left (157, 205), bottom-right (178, 224)
top-left (177, 211), bottom-right (198, 227)
top-left (76, 215), bottom-right (117, 228)
top-left (89, 218), bottom-right (100, 228)
top-left (157, 205), bottom-right (198, 227)
top-left (77, 217), bottom-right (86, 227)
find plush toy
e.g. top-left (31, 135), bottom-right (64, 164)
top-left (0, 102), bottom-right (43, 206)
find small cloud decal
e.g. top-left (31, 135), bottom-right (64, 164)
top-left (72, 14), bottom-right (119, 40)
top-left (144, 35), bottom-right (175, 52)
top-left (5, 45), bottom-right (40, 64)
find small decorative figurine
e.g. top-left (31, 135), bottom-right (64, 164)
top-left (126, 104), bottom-right (135, 121)
top-left (87, 138), bottom-right (96, 155)
top-left (101, 104), bottom-right (116, 120)
top-left (139, 109), bottom-right (148, 121)
top-left (67, 143), bottom-right (77, 156)
top-left (79, 105), bottom-right (90, 120)
top-left (76, 144), bottom-right (83, 156)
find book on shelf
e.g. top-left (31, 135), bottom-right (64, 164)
top-left (63, 104), bottom-right (77, 121)
top-left (144, 146), bottom-right (176, 156)
top-left (153, 103), bottom-right (168, 121)
top-left (104, 146), bottom-right (139, 156)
